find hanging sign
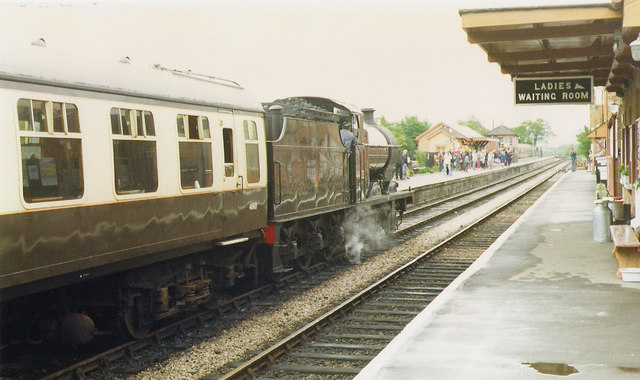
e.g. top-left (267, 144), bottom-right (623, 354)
top-left (515, 76), bottom-right (593, 105)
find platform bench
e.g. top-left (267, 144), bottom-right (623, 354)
top-left (610, 225), bottom-right (640, 279)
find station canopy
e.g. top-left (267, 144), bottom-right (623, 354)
top-left (459, 2), bottom-right (640, 96)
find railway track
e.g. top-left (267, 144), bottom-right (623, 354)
top-left (211, 162), bottom-right (565, 380)
top-left (1, 162), bottom-right (565, 380)
top-left (400, 158), bottom-right (561, 232)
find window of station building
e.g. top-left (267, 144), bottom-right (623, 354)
top-left (243, 120), bottom-right (260, 183)
top-left (110, 107), bottom-right (158, 194)
top-left (223, 127), bottom-right (234, 177)
top-left (176, 114), bottom-right (213, 189)
top-left (17, 98), bottom-right (84, 203)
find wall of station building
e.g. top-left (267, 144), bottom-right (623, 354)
top-left (610, 71), bottom-right (640, 220)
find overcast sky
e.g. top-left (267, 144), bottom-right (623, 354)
top-left (1, 0), bottom-right (611, 146)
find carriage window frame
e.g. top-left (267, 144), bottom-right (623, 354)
top-left (243, 120), bottom-right (260, 184)
top-left (223, 127), bottom-right (235, 177)
top-left (110, 107), bottom-right (158, 195)
top-left (177, 113), bottom-right (214, 190)
top-left (17, 98), bottom-right (84, 203)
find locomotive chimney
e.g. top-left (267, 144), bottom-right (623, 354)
top-left (361, 108), bottom-right (375, 124)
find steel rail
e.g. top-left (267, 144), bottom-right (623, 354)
top-left (214, 162), bottom-right (567, 380)
top-left (398, 160), bottom-right (566, 235)
top-left (34, 161), bottom-right (565, 380)
top-left (404, 158), bottom-right (561, 217)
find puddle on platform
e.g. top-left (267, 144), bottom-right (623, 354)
top-left (522, 362), bottom-right (579, 376)
top-left (619, 367), bottom-right (640, 373)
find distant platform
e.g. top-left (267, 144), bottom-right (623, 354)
top-left (396, 156), bottom-right (544, 191)
top-left (357, 170), bottom-right (640, 379)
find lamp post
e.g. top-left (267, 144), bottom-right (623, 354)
top-left (609, 99), bottom-right (620, 115)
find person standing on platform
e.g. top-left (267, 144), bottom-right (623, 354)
top-left (395, 151), bottom-right (404, 180)
top-left (444, 151), bottom-right (452, 176)
top-left (570, 149), bottom-right (577, 171)
top-left (402, 150), bottom-right (410, 179)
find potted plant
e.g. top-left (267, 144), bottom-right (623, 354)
top-left (620, 166), bottom-right (629, 185)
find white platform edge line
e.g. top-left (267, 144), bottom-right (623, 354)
top-left (355, 170), bottom-right (570, 379)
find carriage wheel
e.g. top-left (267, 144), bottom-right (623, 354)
top-left (118, 289), bottom-right (154, 340)
top-left (245, 251), bottom-right (260, 289)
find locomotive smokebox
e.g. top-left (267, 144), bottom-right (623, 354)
top-left (362, 108), bottom-right (400, 185)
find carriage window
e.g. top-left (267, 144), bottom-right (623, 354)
top-left (110, 107), bottom-right (157, 194)
top-left (17, 98), bottom-right (32, 131)
top-left (223, 127), bottom-right (234, 177)
top-left (66, 104), bottom-right (80, 133)
top-left (177, 114), bottom-right (213, 189)
top-left (17, 98), bottom-right (84, 203)
top-left (144, 111), bottom-right (155, 136)
top-left (52, 102), bottom-right (64, 133)
top-left (110, 107), bottom-right (156, 137)
top-left (110, 108), bottom-right (120, 134)
top-left (177, 115), bottom-right (186, 137)
top-left (243, 120), bottom-right (260, 183)
top-left (136, 110), bottom-right (144, 137)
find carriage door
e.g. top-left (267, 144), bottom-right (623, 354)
top-left (218, 111), bottom-right (240, 235)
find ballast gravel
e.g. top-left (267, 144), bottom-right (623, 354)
top-left (101, 183), bottom-right (529, 380)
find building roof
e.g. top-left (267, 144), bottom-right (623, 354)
top-left (454, 123), bottom-right (484, 139)
top-left (415, 122), bottom-right (485, 142)
top-left (588, 122), bottom-right (608, 139)
top-left (487, 125), bottom-right (517, 137)
top-left (459, 2), bottom-right (638, 96)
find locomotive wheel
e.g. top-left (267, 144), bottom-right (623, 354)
top-left (321, 247), bottom-right (334, 261)
top-left (395, 209), bottom-right (404, 230)
top-left (368, 182), bottom-right (382, 197)
top-left (118, 290), bottom-right (154, 340)
top-left (319, 226), bottom-right (335, 262)
top-left (297, 253), bottom-right (312, 270)
top-left (291, 232), bottom-right (312, 270)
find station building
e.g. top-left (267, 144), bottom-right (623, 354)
top-left (459, 0), bottom-right (640, 227)
top-left (486, 125), bottom-right (519, 150)
top-left (414, 121), bottom-right (489, 153)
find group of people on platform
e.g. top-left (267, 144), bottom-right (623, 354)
top-left (437, 149), bottom-right (512, 176)
top-left (394, 148), bottom-right (514, 181)
top-left (395, 149), bottom-right (411, 180)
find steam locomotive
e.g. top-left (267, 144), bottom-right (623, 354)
top-left (0, 44), bottom-right (411, 344)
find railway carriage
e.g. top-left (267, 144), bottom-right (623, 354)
top-left (0, 43), bottom-right (411, 344)
top-left (0, 48), bottom-right (269, 340)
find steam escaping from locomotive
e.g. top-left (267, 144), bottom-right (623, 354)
top-left (343, 205), bottom-right (392, 264)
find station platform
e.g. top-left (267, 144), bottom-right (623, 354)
top-left (357, 169), bottom-right (640, 379)
top-left (396, 156), bottom-right (540, 191)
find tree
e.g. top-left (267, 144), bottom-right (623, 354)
top-left (457, 116), bottom-right (488, 135)
top-left (379, 116), bottom-right (430, 153)
top-left (575, 125), bottom-right (590, 158)
top-left (513, 118), bottom-right (555, 146)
